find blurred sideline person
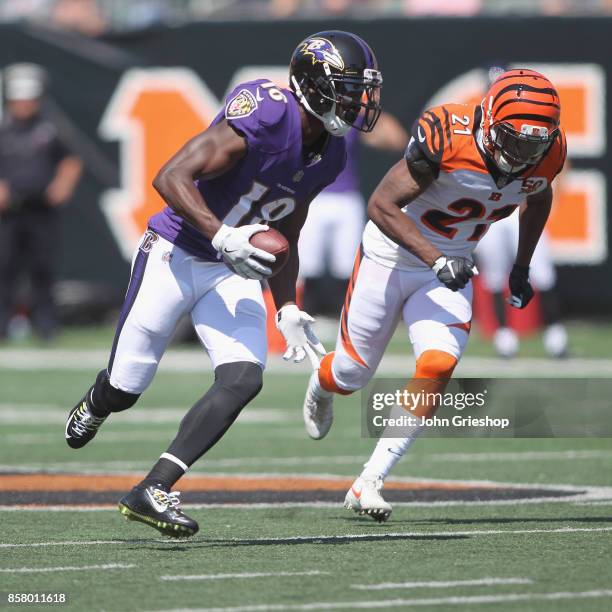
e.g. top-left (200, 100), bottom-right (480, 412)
top-left (302, 69), bottom-right (566, 521)
top-left (64, 32), bottom-right (383, 538)
top-left (298, 112), bottom-right (408, 317)
top-left (475, 206), bottom-right (567, 357)
top-left (0, 63), bottom-right (82, 341)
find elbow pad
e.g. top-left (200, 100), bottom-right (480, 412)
top-left (404, 138), bottom-right (440, 181)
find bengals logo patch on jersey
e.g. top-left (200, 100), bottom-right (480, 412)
top-left (225, 89), bottom-right (258, 119)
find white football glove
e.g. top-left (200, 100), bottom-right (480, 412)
top-left (276, 304), bottom-right (326, 369)
top-left (212, 224), bottom-right (276, 280)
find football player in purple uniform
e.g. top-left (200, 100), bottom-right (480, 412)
top-left (64, 31), bottom-right (383, 537)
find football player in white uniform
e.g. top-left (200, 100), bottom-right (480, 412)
top-left (475, 208), bottom-right (568, 358)
top-left (301, 69), bottom-right (567, 521)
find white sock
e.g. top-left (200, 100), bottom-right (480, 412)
top-left (313, 370), bottom-right (333, 398)
top-left (361, 402), bottom-right (423, 481)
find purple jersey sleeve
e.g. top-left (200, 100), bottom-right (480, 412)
top-left (224, 80), bottom-right (299, 154)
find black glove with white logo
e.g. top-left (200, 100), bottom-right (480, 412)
top-left (432, 255), bottom-right (478, 291)
top-left (508, 264), bottom-right (534, 309)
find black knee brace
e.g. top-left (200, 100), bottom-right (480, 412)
top-left (90, 369), bottom-right (140, 416)
top-left (215, 361), bottom-right (263, 404)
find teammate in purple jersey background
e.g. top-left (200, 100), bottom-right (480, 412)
top-left (298, 111), bottom-right (409, 317)
top-left (63, 30), bottom-right (383, 537)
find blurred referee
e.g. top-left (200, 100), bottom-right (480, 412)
top-left (0, 63), bottom-right (82, 340)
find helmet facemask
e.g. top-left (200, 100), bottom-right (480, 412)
top-left (292, 63), bottom-right (382, 137)
top-left (490, 122), bottom-right (557, 174)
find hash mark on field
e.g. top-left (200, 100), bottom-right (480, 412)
top-left (351, 578), bottom-right (533, 591)
top-left (0, 540), bottom-right (127, 549)
top-left (150, 589), bottom-right (612, 611)
top-left (0, 563), bottom-right (134, 573)
top-left (352, 577), bottom-right (533, 590)
top-left (2, 526), bottom-right (612, 548)
top-left (160, 570), bottom-right (328, 582)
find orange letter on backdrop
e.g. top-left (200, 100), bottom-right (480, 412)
top-left (99, 69), bottom-right (219, 259)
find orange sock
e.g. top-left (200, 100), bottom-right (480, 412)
top-left (318, 352), bottom-right (353, 395)
top-left (404, 350), bottom-right (458, 419)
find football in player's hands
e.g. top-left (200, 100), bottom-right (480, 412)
top-left (250, 227), bottom-right (289, 277)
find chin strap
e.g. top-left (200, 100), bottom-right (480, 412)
top-left (493, 149), bottom-right (527, 175)
top-left (290, 74), bottom-right (350, 137)
top-left (477, 126), bottom-right (526, 179)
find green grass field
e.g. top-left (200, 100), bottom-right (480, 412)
top-left (1, 323), bottom-right (612, 611)
top-left (5, 319), bottom-right (612, 358)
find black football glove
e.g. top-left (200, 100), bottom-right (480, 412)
top-left (432, 256), bottom-right (478, 291)
top-left (508, 264), bottom-right (534, 309)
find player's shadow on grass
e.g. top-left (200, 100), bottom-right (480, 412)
top-left (200, 533), bottom-right (469, 547)
top-left (120, 533), bottom-right (469, 551)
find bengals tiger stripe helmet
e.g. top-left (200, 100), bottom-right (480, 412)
top-left (481, 69), bottom-right (561, 175)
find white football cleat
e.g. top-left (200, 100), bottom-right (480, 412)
top-left (344, 476), bottom-right (392, 523)
top-left (303, 371), bottom-right (334, 440)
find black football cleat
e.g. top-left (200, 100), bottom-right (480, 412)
top-left (118, 485), bottom-right (199, 538)
top-left (65, 394), bottom-right (107, 449)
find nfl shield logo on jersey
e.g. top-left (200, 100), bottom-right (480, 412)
top-left (225, 89), bottom-right (258, 119)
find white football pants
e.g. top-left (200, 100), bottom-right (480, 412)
top-left (475, 210), bottom-right (556, 292)
top-left (107, 231), bottom-right (267, 394)
top-left (329, 248), bottom-right (472, 392)
top-left (298, 190), bottom-right (365, 279)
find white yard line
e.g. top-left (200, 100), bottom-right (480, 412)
top-left (0, 563), bottom-right (134, 573)
top-left (352, 577), bottom-right (533, 590)
top-left (428, 450), bottom-right (612, 462)
top-left (0, 498), bottom-right (590, 512)
top-left (2, 526), bottom-right (611, 549)
top-left (0, 497), bottom-right (604, 512)
top-left (2, 448), bottom-right (611, 474)
top-left (0, 539), bottom-right (127, 548)
top-left (150, 589), bottom-right (612, 611)
top-left (1, 474), bottom-right (611, 511)
top-left (0, 406), bottom-right (291, 426)
top-left (1, 348), bottom-right (612, 376)
top-left (5, 469), bottom-right (612, 499)
top-left (161, 571), bottom-right (328, 582)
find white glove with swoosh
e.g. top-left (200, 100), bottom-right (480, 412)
top-left (276, 304), bottom-right (326, 369)
top-left (212, 224), bottom-right (276, 280)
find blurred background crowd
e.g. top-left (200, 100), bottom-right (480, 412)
top-left (0, 0), bottom-right (609, 360)
top-left (1, 0), bottom-right (612, 35)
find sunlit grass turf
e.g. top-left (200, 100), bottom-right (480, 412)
top-left (1, 369), bottom-right (612, 487)
top-left (1, 503), bottom-right (612, 611)
top-left (1, 341), bottom-right (612, 610)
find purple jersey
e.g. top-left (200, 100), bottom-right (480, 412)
top-left (323, 127), bottom-right (359, 194)
top-left (149, 79), bottom-right (347, 261)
